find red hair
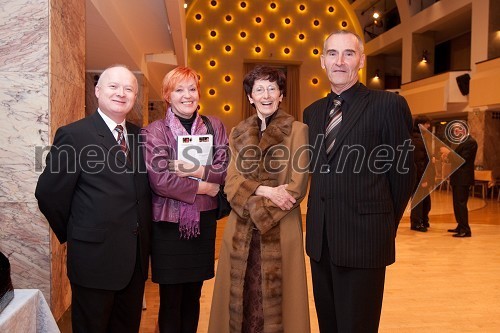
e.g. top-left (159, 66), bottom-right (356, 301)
top-left (162, 67), bottom-right (201, 106)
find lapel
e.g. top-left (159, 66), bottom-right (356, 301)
top-left (310, 97), bottom-right (330, 166)
top-left (91, 111), bottom-right (134, 170)
top-left (327, 84), bottom-right (370, 163)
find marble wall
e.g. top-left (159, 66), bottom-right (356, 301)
top-left (468, 110), bottom-right (500, 179)
top-left (0, 0), bottom-right (85, 321)
top-left (0, 0), bottom-right (51, 305)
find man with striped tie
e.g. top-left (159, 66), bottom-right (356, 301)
top-left (36, 65), bottom-right (151, 333)
top-left (303, 30), bottom-right (415, 332)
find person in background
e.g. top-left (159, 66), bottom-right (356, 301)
top-left (410, 115), bottom-right (435, 232)
top-left (440, 128), bottom-right (478, 238)
top-left (208, 66), bottom-right (311, 333)
top-left (142, 66), bottom-right (228, 333)
top-left (36, 64), bottom-right (152, 333)
top-left (303, 30), bottom-right (415, 332)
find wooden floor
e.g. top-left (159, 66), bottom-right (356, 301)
top-left (139, 190), bottom-right (500, 333)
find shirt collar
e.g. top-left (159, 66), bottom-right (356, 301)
top-left (97, 108), bottom-right (127, 137)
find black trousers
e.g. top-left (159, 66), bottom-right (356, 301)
top-left (70, 248), bottom-right (145, 333)
top-left (158, 281), bottom-right (204, 333)
top-left (410, 194), bottom-right (431, 226)
top-left (310, 232), bottom-right (386, 333)
top-left (452, 184), bottom-right (472, 234)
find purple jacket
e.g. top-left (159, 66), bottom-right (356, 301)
top-left (142, 115), bottom-right (229, 222)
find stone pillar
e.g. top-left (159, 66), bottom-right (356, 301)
top-left (0, 0), bottom-right (85, 321)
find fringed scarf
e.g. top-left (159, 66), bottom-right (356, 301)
top-left (165, 107), bottom-right (208, 239)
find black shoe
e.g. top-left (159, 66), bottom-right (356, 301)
top-left (447, 228), bottom-right (459, 233)
top-left (411, 224), bottom-right (427, 232)
top-left (453, 232), bottom-right (471, 238)
top-left (423, 222), bottom-right (430, 228)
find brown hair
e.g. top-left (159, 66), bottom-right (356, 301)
top-left (243, 65), bottom-right (286, 97)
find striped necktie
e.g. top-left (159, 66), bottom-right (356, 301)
top-left (115, 125), bottom-right (128, 154)
top-left (325, 97), bottom-right (343, 155)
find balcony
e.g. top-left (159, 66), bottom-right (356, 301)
top-left (469, 57), bottom-right (500, 108)
top-left (400, 71), bottom-right (470, 115)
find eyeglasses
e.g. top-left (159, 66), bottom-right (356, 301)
top-left (252, 85), bottom-right (279, 96)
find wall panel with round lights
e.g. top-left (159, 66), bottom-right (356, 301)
top-left (187, 0), bottom-right (361, 130)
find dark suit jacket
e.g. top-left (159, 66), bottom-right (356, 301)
top-left (303, 84), bottom-right (415, 268)
top-left (35, 111), bottom-right (152, 290)
top-left (449, 136), bottom-right (478, 186)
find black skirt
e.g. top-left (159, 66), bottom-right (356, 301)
top-left (151, 209), bottom-right (217, 284)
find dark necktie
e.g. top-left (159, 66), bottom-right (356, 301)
top-left (115, 125), bottom-right (128, 154)
top-left (325, 97), bottom-right (343, 155)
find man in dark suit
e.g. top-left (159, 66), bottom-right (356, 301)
top-left (303, 30), bottom-right (415, 332)
top-left (441, 130), bottom-right (478, 237)
top-left (35, 65), bottom-right (152, 333)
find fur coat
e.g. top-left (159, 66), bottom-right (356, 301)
top-left (208, 110), bottom-right (311, 333)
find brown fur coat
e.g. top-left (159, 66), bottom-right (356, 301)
top-left (228, 110), bottom-right (294, 333)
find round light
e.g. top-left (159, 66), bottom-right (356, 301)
top-left (240, 31), bottom-right (247, 38)
top-left (269, 32), bottom-right (276, 39)
top-left (328, 6), bottom-right (334, 13)
top-left (313, 19), bottom-right (320, 26)
top-left (283, 47), bottom-right (290, 54)
top-left (341, 21), bottom-right (348, 28)
top-left (224, 75), bottom-right (231, 82)
top-left (210, 30), bottom-right (217, 37)
top-left (312, 48), bottom-right (319, 55)
top-left (209, 89), bottom-right (216, 95)
top-left (255, 46), bottom-right (262, 53)
top-left (194, 44), bottom-right (202, 51)
top-left (224, 105), bottom-right (231, 112)
top-left (240, 2), bottom-right (247, 9)
top-left (224, 45), bottom-right (232, 52)
top-left (298, 33), bottom-right (305, 40)
top-left (255, 16), bottom-right (262, 24)
top-left (225, 14), bottom-right (232, 22)
top-left (284, 17), bottom-right (291, 25)
top-left (299, 4), bottom-right (305, 11)
top-left (209, 60), bottom-right (216, 67)
top-left (210, 0), bottom-right (217, 7)
top-left (195, 13), bottom-right (202, 20)
top-left (270, 2), bottom-right (277, 9)
top-left (312, 78), bottom-right (318, 85)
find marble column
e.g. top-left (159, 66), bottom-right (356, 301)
top-left (0, 0), bottom-right (85, 321)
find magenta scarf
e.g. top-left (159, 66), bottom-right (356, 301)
top-left (165, 107), bottom-right (208, 239)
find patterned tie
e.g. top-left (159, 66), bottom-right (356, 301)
top-left (325, 96), bottom-right (343, 155)
top-left (115, 125), bottom-right (128, 154)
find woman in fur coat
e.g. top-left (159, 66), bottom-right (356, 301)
top-left (208, 66), bottom-right (311, 333)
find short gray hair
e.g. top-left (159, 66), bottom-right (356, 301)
top-left (323, 30), bottom-right (364, 55)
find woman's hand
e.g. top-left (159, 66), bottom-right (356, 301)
top-left (168, 160), bottom-right (205, 179)
top-left (197, 181), bottom-right (219, 197)
top-left (255, 184), bottom-right (296, 210)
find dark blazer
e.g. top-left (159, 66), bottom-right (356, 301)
top-left (35, 111), bottom-right (152, 290)
top-left (449, 136), bottom-right (478, 186)
top-left (303, 84), bottom-right (415, 268)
